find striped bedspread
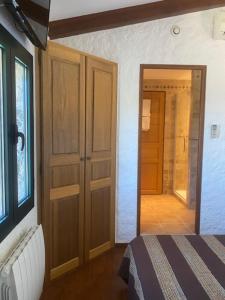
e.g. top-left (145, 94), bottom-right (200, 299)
top-left (119, 235), bottom-right (225, 300)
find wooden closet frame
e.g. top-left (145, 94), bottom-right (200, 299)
top-left (137, 64), bottom-right (207, 236)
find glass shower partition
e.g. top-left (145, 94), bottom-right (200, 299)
top-left (173, 89), bottom-right (191, 204)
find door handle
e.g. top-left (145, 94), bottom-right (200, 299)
top-left (15, 125), bottom-right (25, 151)
top-left (80, 157), bottom-right (91, 161)
top-left (18, 131), bottom-right (25, 151)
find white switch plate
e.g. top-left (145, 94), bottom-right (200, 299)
top-left (211, 124), bottom-right (220, 139)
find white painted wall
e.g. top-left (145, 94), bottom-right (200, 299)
top-left (56, 7), bottom-right (225, 242)
top-left (50, 0), bottom-right (160, 20)
top-left (0, 8), bottom-right (37, 260)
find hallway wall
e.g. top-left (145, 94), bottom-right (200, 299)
top-left (56, 7), bottom-right (225, 241)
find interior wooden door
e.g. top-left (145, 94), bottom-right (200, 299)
top-left (85, 57), bottom-right (117, 261)
top-left (41, 42), bottom-right (85, 280)
top-left (141, 91), bottom-right (165, 194)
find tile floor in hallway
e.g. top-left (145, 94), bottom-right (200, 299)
top-left (140, 194), bottom-right (195, 235)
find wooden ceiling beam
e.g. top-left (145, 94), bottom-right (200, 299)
top-left (49, 0), bottom-right (225, 39)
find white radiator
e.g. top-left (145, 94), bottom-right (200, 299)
top-left (0, 225), bottom-right (45, 300)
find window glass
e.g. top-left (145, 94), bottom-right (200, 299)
top-left (15, 58), bottom-right (30, 205)
top-left (0, 47), bottom-right (6, 221)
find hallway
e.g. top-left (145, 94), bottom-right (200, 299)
top-left (141, 195), bottom-right (195, 235)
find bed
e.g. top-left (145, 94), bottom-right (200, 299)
top-left (119, 235), bottom-right (225, 300)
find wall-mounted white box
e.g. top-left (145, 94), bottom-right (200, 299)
top-left (213, 12), bottom-right (225, 40)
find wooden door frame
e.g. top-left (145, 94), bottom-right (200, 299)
top-left (137, 64), bottom-right (207, 236)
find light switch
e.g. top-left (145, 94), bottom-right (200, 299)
top-left (211, 124), bottom-right (220, 139)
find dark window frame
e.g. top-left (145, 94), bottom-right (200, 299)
top-left (0, 24), bottom-right (34, 241)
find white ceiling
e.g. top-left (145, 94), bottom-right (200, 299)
top-left (50, 0), bottom-right (161, 21)
top-left (144, 69), bottom-right (192, 80)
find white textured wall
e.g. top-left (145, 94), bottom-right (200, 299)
top-left (0, 8), bottom-right (37, 260)
top-left (56, 8), bottom-right (225, 242)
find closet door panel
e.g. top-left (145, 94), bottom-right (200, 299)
top-left (90, 187), bottom-right (111, 250)
top-left (92, 70), bottom-right (112, 151)
top-left (41, 42), bottom-right (85, 280)
top-left (92, 160), bottom-right (111, 180)
top-left (51, 196), bottom-right (79, 268)
top-left (52, 60), bottom-right (79, 154)
top-left (52, 165), bottom-right (79, 188)
top-left (85, 57), bottom-right (117, 260)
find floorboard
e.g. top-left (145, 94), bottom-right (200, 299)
top-left (41, 246), bottom-right (128, 300)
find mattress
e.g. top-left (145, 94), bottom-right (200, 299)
top-left (119, 235), bottom-right (225, 300)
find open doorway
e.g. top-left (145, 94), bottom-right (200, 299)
top-left (137, 65), bottom-right (206, 235)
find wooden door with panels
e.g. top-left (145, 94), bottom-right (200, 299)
top-left (85, 57), bottom-right (117, 261)
top-left (41, 42), bottom-right (86, 280)
top-left (141, 91), bottom-right (165, 194)
top-left (40, 41), bottom-right (117, 280)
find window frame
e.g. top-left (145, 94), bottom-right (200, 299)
top-left (0, 25), bottom-right (34, 241)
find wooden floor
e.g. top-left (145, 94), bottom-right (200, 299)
top-left (141, 194), bottom-right (195, 234)
top-left (41, 246), bottom-right (128, 300)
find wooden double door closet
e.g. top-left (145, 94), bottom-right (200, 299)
top-left (40, 42), bottom-right (117, 281)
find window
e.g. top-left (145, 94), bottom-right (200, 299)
top-left (0, 25), bottom-right (34, 241)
